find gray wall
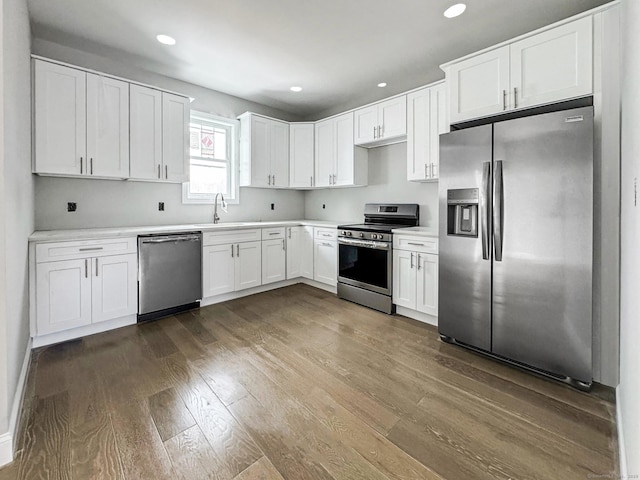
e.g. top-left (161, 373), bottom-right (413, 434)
top-left (0, 0), bottom-right (33, 437)
top-left (304, 142), bottom-right (439, 226)
top-left (619, 0), bottom-right (640, 474)
top-left (31, 39), bottom-right (306, 230)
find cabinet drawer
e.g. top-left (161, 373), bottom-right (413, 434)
top-left (393, 235), bottom-right (438, 254)
top-left (203, 229), bottom-right (261, 246)
top-left (35, 237), bottom-right (137, 263)
top-left (314, 228), bottom-right (337, 241)
top-left (261, 227), bottom-right (285, 240)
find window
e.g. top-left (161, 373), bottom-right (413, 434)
top-left (183, 112), bottom-right (238, 204)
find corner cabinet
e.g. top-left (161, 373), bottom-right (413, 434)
top-left (34, 238), bottom-right (138, 337)
top-left (286, 226), bottom-right (314, 280)
top-left (239, 113), bottom-right (290, 188)
top-left (407, 82), bottom-right (448, 182)
top-left (34, 60), bottom-right (130, 179)
top-left (354, 95), bottom-right (407, 147)
top-left (315, 112), bottom-right (367, 188)
top-left (444, 16), bottom-right (593, 124)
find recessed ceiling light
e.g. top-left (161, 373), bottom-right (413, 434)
top-left (156, 34), bottom-right (176, 45)
top-left (290, 86), bottom-right (302, 92)
top-left (189, 97), bottom-right (195, 103)
top-left (444, 3), bottom-right (466, 18)
top-left (378, 82), bottom-right (387, 88)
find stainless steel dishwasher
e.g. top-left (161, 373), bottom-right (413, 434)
top-left (138, 232), bottom-right (202, 322)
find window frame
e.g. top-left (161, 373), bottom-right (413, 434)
top-left (182, 112), bottom-right (239, 205)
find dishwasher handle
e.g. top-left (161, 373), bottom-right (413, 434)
top-left (139, 234), bottom-right (201, 244)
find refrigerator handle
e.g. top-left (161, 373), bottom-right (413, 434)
top-left (481, 161), bottom-right (491, 260)
top-left (494, 160), bottom-right (504, 261)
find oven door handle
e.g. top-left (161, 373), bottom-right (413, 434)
top-left (338, 238), bottom-right (390, 250)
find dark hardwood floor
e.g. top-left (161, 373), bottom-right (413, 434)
top-left (0, 284), bottom-right (618, 479)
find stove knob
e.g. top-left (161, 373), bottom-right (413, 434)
top-left (371, 234), bottom-right (376, 239)
top-left (341, 230), bottom-right (346, 236)
top-left (359, 233), bottom-right (364, 238)
top-left (347, 232), bottom-right (352, 237)
top-left (377, 234), bottom-right (383, 240)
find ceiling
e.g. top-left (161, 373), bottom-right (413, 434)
top-left (28, 0), bottom-right (612, 119)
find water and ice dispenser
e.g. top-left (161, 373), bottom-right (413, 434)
top-left (447, 188), bottom-right (479, 237)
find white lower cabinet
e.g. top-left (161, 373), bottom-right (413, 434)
top-left (287, 226), bottom-right (314, 280)
top-left (36, 251), bottom-right (137, 336)
top-left (314, 238), bottom-right (337, 287)
top-left (236, 241), bottom-right (262, 290)
top-left (393, 235), bottom-right (438, 316)
top-left (203, 240), bottom-right (262, 297)
top-left (262, 238), bottom-right (286, 285)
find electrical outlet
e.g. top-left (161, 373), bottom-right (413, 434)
top-left (67, 202), bottom-right (77, 212)
top-left (271, 203), bottom-right (275, 210)
top-left (158, 202), bottom-right (165, 211)
top-left (322, 204), bottom-right (326, 209)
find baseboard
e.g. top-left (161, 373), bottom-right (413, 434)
top-left (616, 385), bottom-right (628, 478)
top-left (299, 278), bottom-right (337, 294)
top-left (396, 306), bottom-right (438, 326)
top-left (32, 315), bottom-right (137, 348)
top-left (0, 338), bottom-right (32, 467)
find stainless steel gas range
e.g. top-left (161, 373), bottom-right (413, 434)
top-left (338, 203), bottom-right (419, 314)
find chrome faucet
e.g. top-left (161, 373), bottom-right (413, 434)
top-left (213, 193), bottom-right (227, 224)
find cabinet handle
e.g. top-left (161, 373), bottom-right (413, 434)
top-left (321, 242), bottom-right (333, 247)
top-left (282, 239), bottom-right (285, 250)
top-left (503, 90), bottom-right (507, 111)
top-left (95, 258), bottom-right (99, 276)
top-left (272, 175), bottom-right (275, 185)
top-left (80, 157), bottom-right (83, 174)
top-left (236, 244), bottom-right (240, 257)
top-left (333, 174), bottom-right (336, 185)
top-left (269, 232), bottom-right (279, 235)
top-left (165, 165), bottom-right (168, 179)
top-left (158, 164), bottom-right (161, 179)
top-left (90, 158), bottom-right (93, 175)
top-left (79, 247), bottom-right (103, 252)
top-left (514, 87), bottom-right (518, 109)
top-left (231, 244), bottom-right (234, 258)
top-left (380, 125), bottom-right (384, 138)
top-left (84, 259), bottom-right (88, 278)
top-left (425, 164), bottom-right (428, 179)
top-left (429, 164), bottom-right (433, 178)
top-left (329, 174), bottom-right (332, 185)
top-left (410, 252), bottom-right (414, 269)
top-left (407, 242), bottom-right (425, 246)
top-left (417, 254), bottom-right (421, 270)
top-left (373, 126), bottom-right (377, 139)
top-left (288, 228), bottom-right (291, 239)
top-left (310, 176), bottom-right (313, 187)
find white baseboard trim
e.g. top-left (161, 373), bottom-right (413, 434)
top-left (33, 315), bottom-right (137, 348)
top-left (617, 385), bottom-right (628, 478)
top-left (299, 278), bottom-right (337, 294)
top-left (0, 338), bottom-right (33, 467)
top-left (396, 306), bottom-right (438, 327)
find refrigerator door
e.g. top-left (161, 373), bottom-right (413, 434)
top-left (492, 107), bottom-right (593, 382)
top-left (438, 124), bottom-right (493, 351)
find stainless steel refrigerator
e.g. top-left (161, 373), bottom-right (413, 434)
top-left (438, 106), bottom-right (593, 389)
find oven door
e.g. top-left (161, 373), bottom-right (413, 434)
top-left (338, 238), bottom-right (392, 295)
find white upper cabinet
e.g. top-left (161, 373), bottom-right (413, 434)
top-left (447, 46), bottom-right (510, 124)
top-left (129, 85), bottom-right (162, 181)
top-left (162, 92), bottom-right (190, 183)
top-left (314, 112), bottom-right (367, 188)
top-left (407, 82), bottom-right (448, 182)
top-left (239, 113), bottom-right (290, 188)
top-left (444, 16), bottom-right (593, 124)
top-left (510, 16), bottom-right (592, 109)
top-left (289, 123), bottom-right (315, 188)
top-left (86, 74), bottom-right (130, 178)
top-left (34, 60), bottom-right (87, 176)
top-left (354, 96), bottom-right (407, 146)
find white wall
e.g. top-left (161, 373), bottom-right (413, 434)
top-left (0, 0), bottom-right (33, 451)
top-left (618, 0), bottom-right (640, 475)
top-left (31, 39), bottom-right (305, 230)
top-left (304, 142), bottom-right (439, 226)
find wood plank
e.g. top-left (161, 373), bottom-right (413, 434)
top-left (164, 425), bottom-right (232, 480)
top-left (148, 387), bottom-right (197, 441)
top-left (176, 311), bottom-right (218, 345)
top-left (233, 457), bottom-right (285, 480)
top-left (160, 316), bottom-right (208, 360)
top-left (138, 321), bottom-right (180, 358)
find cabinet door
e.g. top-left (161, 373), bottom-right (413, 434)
top-left (270, 120), bottom-right (290, 187)
top-left (429, 83), bottom-right (448, 180)
top-left (34, 60), bottom-right (86, 176)
top-left (334, 112), bottom-right (355, 186)
top-left (203, 244), bottom-right (235, 297)
top-left (262, 239), bottom-right (287, 284)
top-left (416, 253), bottom-right (438, 316)
top-left (315, 119), bottom-right (335, 187)
top-left (91, 253), bottom-right (137, 323)
top-left (510, 16), bottom-right (592, 109)
top-left (250, 116), bottom-right (271, 188)
top-left (36, 259), bottom-right (92, 335)
top-left (235, 241), bottom-right (262, 291)
top-left (407, 88), bottom-right (430, 181)
top-left (130, 85), bottom-right (163, 180)
top-left (286, 227), bottom-right (302, 279)
top-left (162, 92), bottom-right (190, 183)
top-left (354, 105), bottom-right (377, 145)
top-left (301, 226), bottom-right (315, 280)
top-left (289, 123), bottom-right (315, 188)
top-left (314, 240), bottom-right (337, 286)
top-left (392, 250), bottom-right (416, 309)
top-left (378, 96), bottom-right (407, 140)
top-left (448, 46), bottom-right (510, 123)
top-left (86, 74), bottom-right (130, 178)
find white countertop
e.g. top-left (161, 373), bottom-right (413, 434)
top-left (392, 226), bottom-right (439, 238)
top-left (29, 220), bottom-right (344, 243)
